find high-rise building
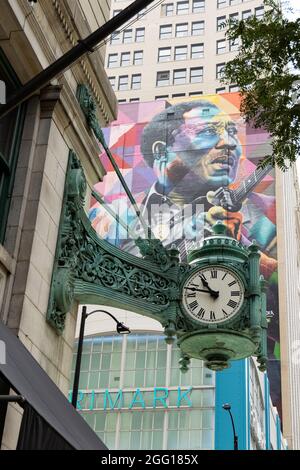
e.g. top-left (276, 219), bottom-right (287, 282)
top-left (105, 0), bottom-right (265, 102)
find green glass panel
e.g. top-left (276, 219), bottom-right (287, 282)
top-left (190, 389), bottom-right (202, 406)
top-left (95, 393), bottom-right (104, 409)
top-left (90, 354), bottom-right (101, 371)
top-left (83, 412), bottom-right (95, 428)
top-left (109, 371), bottom-right (120, 387)
top-left (111, 352), bottom-right (122, 370)
top-left (132, 411), bottom-right (142, 430)
top-left (170, 368), bottom-right (180, 386)
top-left (119, 431), bottom-right (130, 449)
top-left (179, 410), bottom-right (189, 429)
top-left (157, 337), bottom-right (167, 350)
top-left (99, 371), bottom-right (109, 388)
top-left (179, 369), bottom-right (191, 386)
top-left (157, 350), bottom-right (167, 368)
top-left (167, 430), bottom-right (178, 450)
top-left (123, 370), bottom-right (135, 388)
top-left (168, 390), bottom-right (177, 406)
top-left (134, 370), bottom-right (144, 388)
top-left (106, 412), bottom-right (117, 431)
top-left (202, 429), bottom-right (213, 449)
top-left (190, 409), bottom-right (202, 429)
top-left (156, 369), bottom-right (166, 387)
top-left (82, 341), bottom-right (92, 353)
top-left (102, 340), bottom-right (113, 353)
top-left (127, 337), bottom-right (137, 350)
top-left (202, 389), bottom-right (214, 407)
top-left (146, 350), bottom-right (156, 369)
top-left (168, 410), bottom-right (178, 429)
top-left (189, 430), bottom-right (202, 450)
top-left (136, 351), bottom-right (146, 369)
top-left (113, 336), bottom-right (123, 351)
top-left (147, 337), bottom-right (157, 350)
top-left (171, 349), bottom-right (181, 367)
top-left (104, 432), bottom-right (115, 450)
top-left (145, 369), bottom-right (155, 387)
top-left (120, 412), bottom-right (132, 431)
top-left (203, 370), bottom-right (214, 385)
top-left (191, 368), bottom-right (203, 386)
top-left (137, 337), bottom-right (146, 350)
top-left (80, 354), bottom-right (90, 371)
top-left (79, 371), bottom-right (88, 389)
top-left (124, 352), bottom-right (136, 370)
top-left (131, 430), bottom-right (141, 449)
top-left (141, 431), bottom-right (152, 449)
top-left (202, 409), bottom-right (214, 429)
top-left (152, 430), bottom-right (163, 450)
top-left (92, 339), bottom-right (103, 352)
top-left (88, 371), bottom-right (99, 389)
top-left (154, 411), bottom-right (164, 429)
top-left (95, 412), bottom-right (106, 431)
top-left (142, 411), bottom-right (153, 430)
top-left (178, 429), bottom-right (189, 449)
top-left (101, 354), bottom-right (111, 370)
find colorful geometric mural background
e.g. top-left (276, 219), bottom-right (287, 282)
top-left (89, 94), bottom-right (281, 414)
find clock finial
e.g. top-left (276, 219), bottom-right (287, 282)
top-left (212, 221), bottom-right (227, 236)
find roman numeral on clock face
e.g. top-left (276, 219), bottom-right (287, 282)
top-left (197, 308), bottom-right (205, 319)
top-left (187, 292), bottom-right (196, 298)
top-left (228, 280), bottom-right (237, 287)
top-left (210, 311), bottom-right (216, 320)
top-left (189, 300), bottom-right (199, 311)
top-left (231, 291), bottom-right (240, 297)
top-left (211, 270), bottom-right (217, 279)
top-left (227, 299), bottom-right (237, 309)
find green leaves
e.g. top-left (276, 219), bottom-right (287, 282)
top-left (222, 0), bottom-right (300, 169)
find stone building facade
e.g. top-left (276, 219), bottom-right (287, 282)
top-left (0, 0), bottom-right (116, 449)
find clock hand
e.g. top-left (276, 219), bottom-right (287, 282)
top-left (199, 276), bottom-right (219, 298)
top-left (184, 286), bottom-right (219, 298)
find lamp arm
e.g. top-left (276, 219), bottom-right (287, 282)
top-left (86, 309), bottom-right (122, 325)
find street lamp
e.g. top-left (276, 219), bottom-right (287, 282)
top-left (71, 306), bottom-right (130, 408)
top-left (222, 403), bottom-right (238, 450)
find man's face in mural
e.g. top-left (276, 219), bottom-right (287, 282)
top-left (156, 104), bottom-right (243, 192)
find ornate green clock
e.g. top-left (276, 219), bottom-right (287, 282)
top-left (47, 150), bottom-right (268, 375)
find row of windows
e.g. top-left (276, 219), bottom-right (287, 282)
top-left (110, 27), bottom-right (145, 44)
top-left (158, 44), bottom-right (204, 62)
top-left (109, 74), bottom-right (142, 91)
top-left (157, 68), bottom-right (203, 86)
top-left (217, 5), bottom-right (264, 30)
top-left (161, 0), bottom-right (205, 17)
top-left (153, 85), bottom-right (239, 101)
top-left (217, 0), bottom-right (254, 7)
top-left (160, 21), bottom-right (204, 39)
top-left (107, 50), bottom-right (143, 68)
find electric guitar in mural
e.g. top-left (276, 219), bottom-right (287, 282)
top-left (175, 163), bottom-right (273, 260)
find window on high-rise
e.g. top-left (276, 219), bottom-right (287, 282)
top-left (110, 31), bottom-right (121, 44)
top-left (131, 74), bottom-right (142, 90)
top-left (121, 52), bottom-right (130, 67)
top-left (189, 91), bottom-right (203, 96)
top-left (190, 67), bottom-right (203, 83)
top-left (135, 28), bottom-right (145, 42)
top-left (242, 10), bottom-right (252, 20)
top-left (155, 95), bottom-right (169, 100)
top-left (217, 16), bottom-right (226, 31)
top-left (108, 76), bottom-right (116, 90)
top-left (229, 85), bottom-right (239, 92)
top-left (229, 0), bottom-right (241, 6)
top-left (216, 39), bottom-right (226, 54)
top-left (175, 23), bottom-right (189, 37)
top-left (229, 12), bottom-right (239, 23)
top-left (229, 37), bottom-right (239, 52)
top-left (216, 63), bottom-right (225, 79)
top-left (255, 6), bottom-right (264, 19)
top-left (192, 0), bottom-right (205, 13)
top-left (159, 24), bottom-right (172, 39)
top-left (174, 46), bottom-right (188, 61)
top-left (161, 3), bottom-right (174, 16)
top-left (158, 47), bottom-right (172, 62)
top-left (191, 44), bottom-right (204, 59)
top-left (216, 87), bottom-right (226, 94)
top-left (123, 30), bottom-right (133, 43)
top-left (118, 75), bottom-right (129, 91)
top-left (176, 1), bottom-right (189, 15)
top-left (130, 98), bottom-right (140, 102)
top-left (191, 21), bottom-right (205, 36)
top-left (156, 71), bottom-right (170, 87)
top-left (137, 8), bottom-right (147, 19)
top-left (173, 69), bottom-right (187, 85)
top-left (217, 0), bottom-right (227, 8)
top-left (133, 51), bottom-right (143, 65)
top-left (107, 54), bottom-right (118, 68)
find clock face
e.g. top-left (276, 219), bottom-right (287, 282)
top-left (182, 266), bottom-right (244, 324)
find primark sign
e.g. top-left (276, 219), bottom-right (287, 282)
top-left (69, 387), bottom-right (193, 411)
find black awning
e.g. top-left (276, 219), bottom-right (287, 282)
top-left (0, 321), bottom-right (107, 450)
